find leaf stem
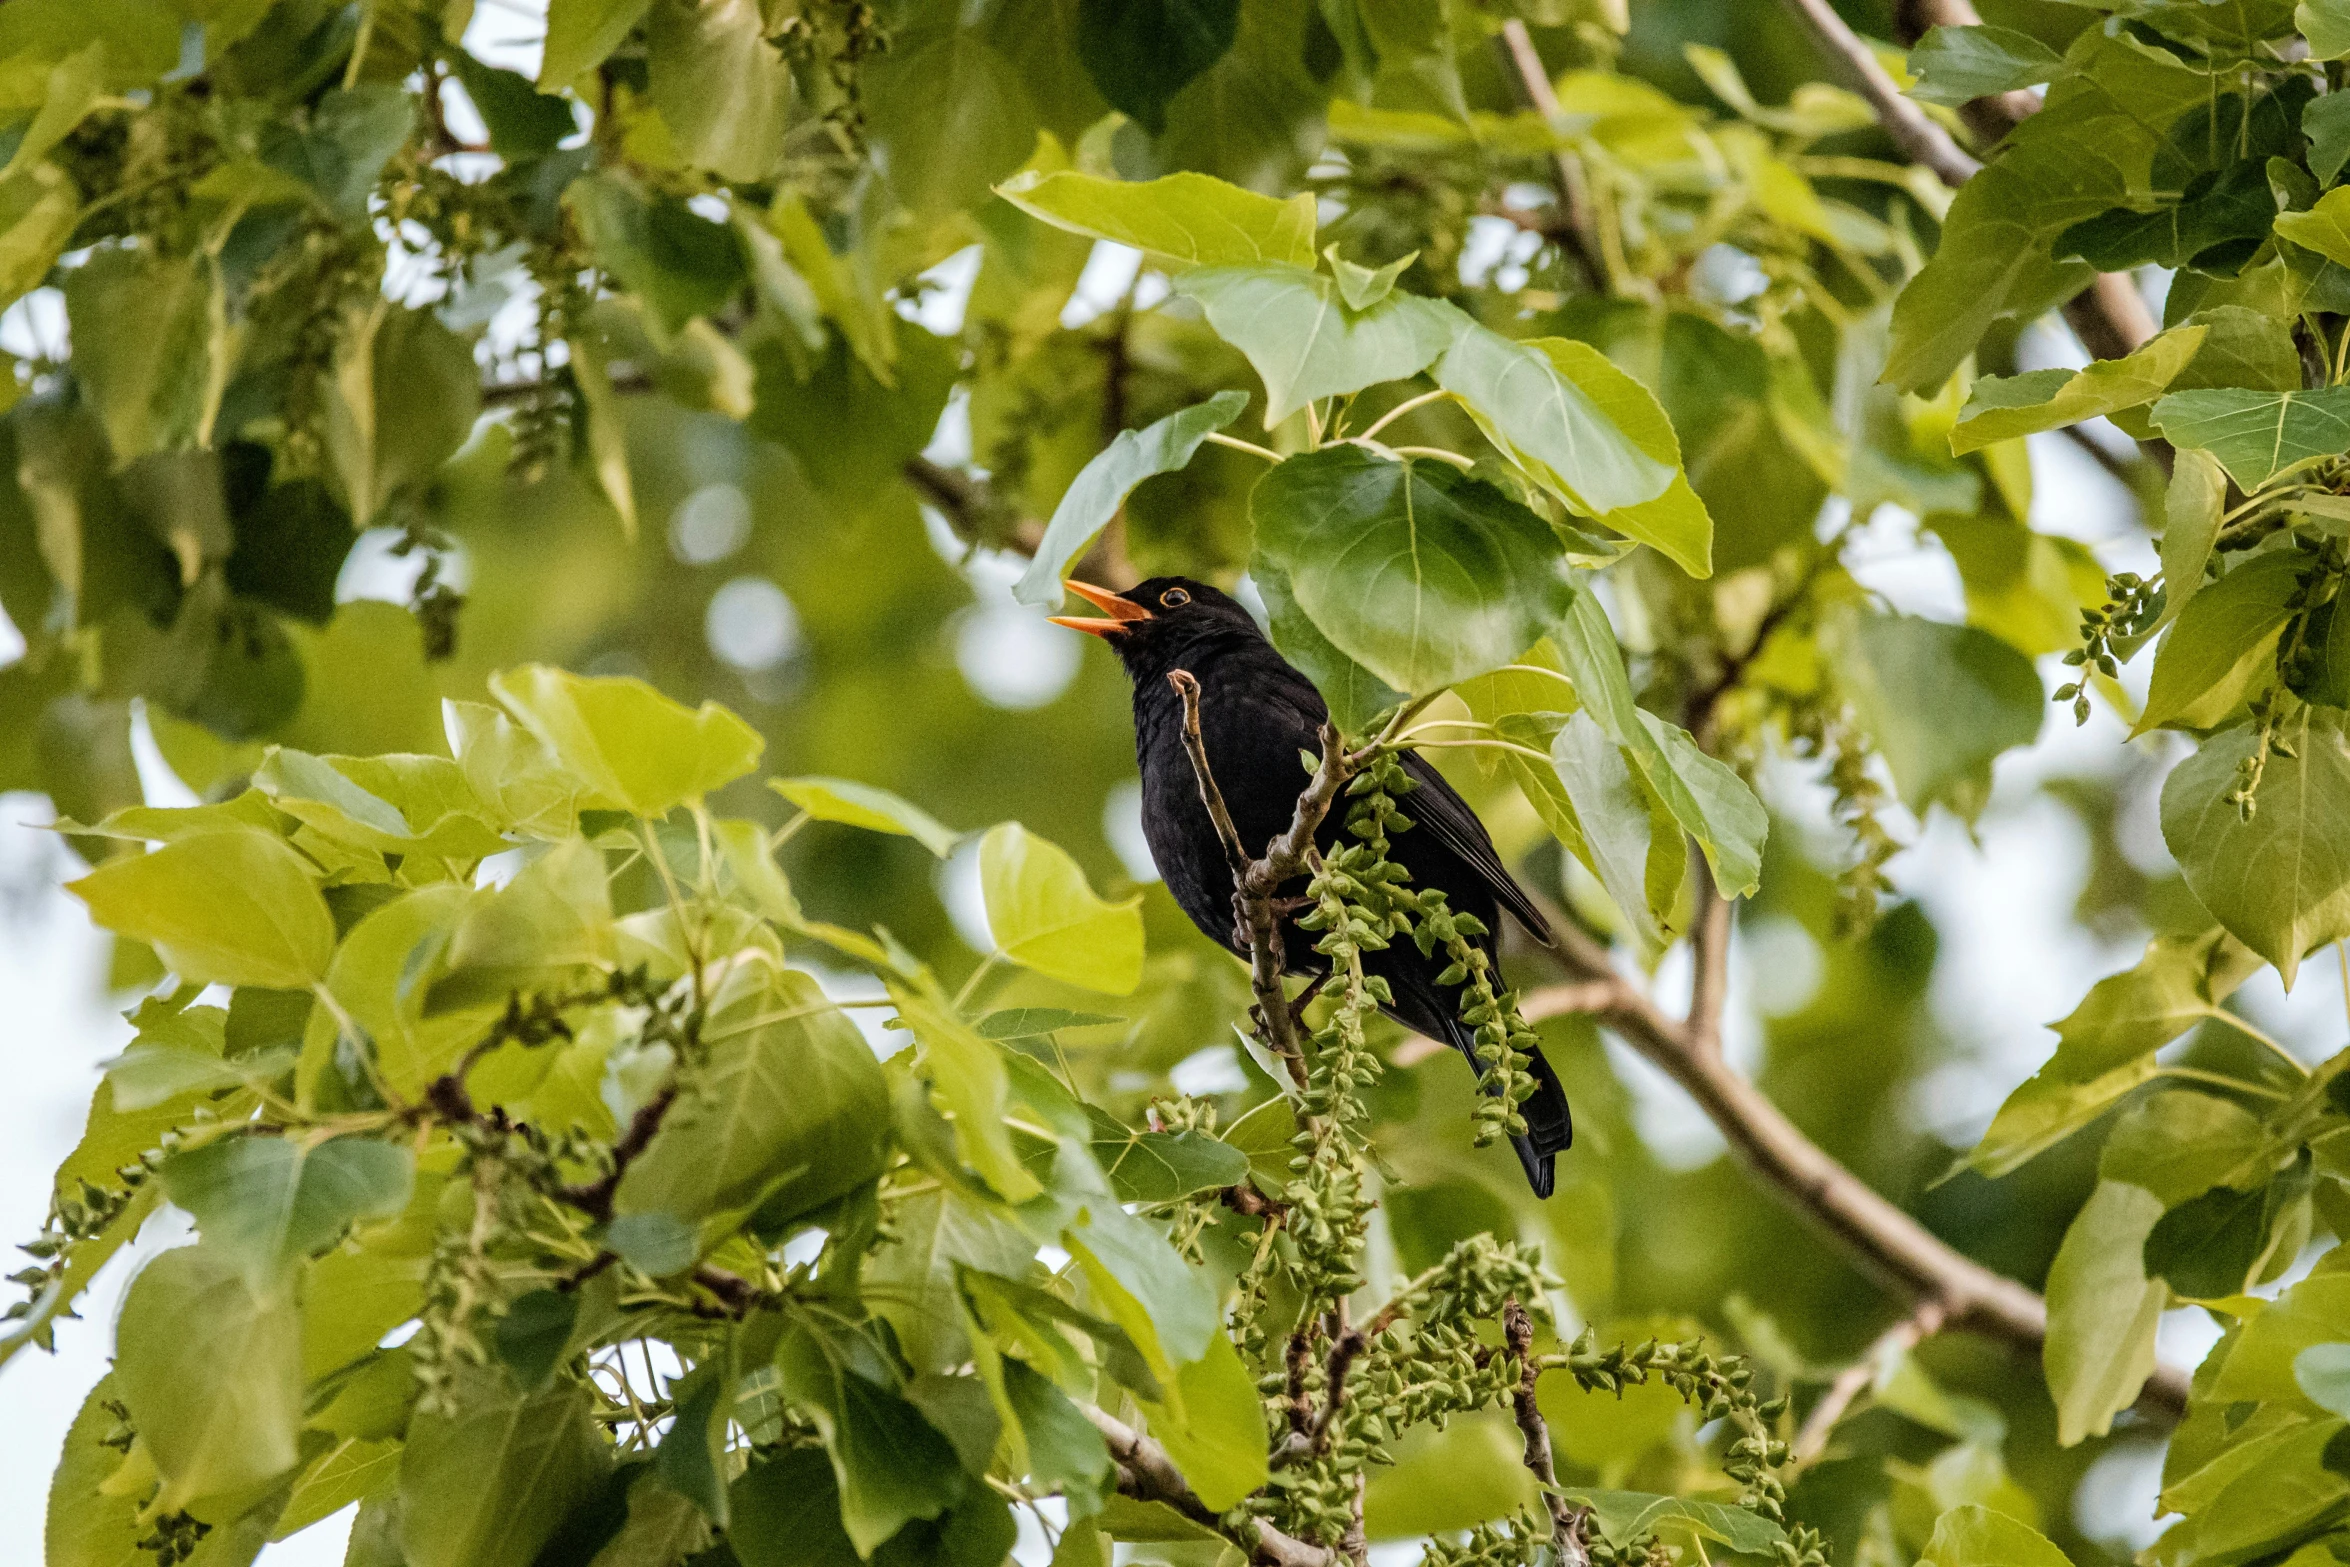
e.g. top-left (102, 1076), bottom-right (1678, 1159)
top-left (2155, 1064), bottom-right (2289, 1099)
top-left (769, 810), bottom-right (811, 850)
top-left (1390, 445), bottom-right (1475, 469)
top-left (1204, 431), bottom-right (1282, 463)
top-left (1356, 389), bottom-right (1453, 441)
top-left (952, 951), bottom-right (1001, 1013)
top-left (1399, 736), bottom-right (1557, 764)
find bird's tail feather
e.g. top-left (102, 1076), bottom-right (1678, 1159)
top-left (1432, 1008), bottom-right (1573, 1200)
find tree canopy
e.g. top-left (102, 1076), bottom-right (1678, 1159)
top-left (6, 0), bottom-right (2350, 1565)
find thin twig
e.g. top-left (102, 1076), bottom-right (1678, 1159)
top-left (1504, 1299), bottom-right (1590, 1563)
top-left (1686, 856), bottom-right (1731, 1059)
top-left (1495, 20), bottom-right (1607, 294)
top-left (1792, 1297), bottom-right (1950, 1466)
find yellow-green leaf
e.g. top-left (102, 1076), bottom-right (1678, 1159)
top-left (978, 823), bottom-right (1144, 994)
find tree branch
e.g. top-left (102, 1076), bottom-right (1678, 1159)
top-left (1774, 0), bottom-right (1980, 186)
top-left (1504, 1298), bottom-right (1591, 1565)
top-left (1686, 857), bottom-right (1731, 1060)
top-left (1517, 954), bottom-right (2192, 1419)
top-left (1083, 1405), bottom-right (1332, 1567)
top-left (1494, 20), bottom-right (1608, 294)
top-left (1805, 0), bottom-right (2157, 364)
top-left (1167, 669), bottom-right (1327, 1087)
top-left (1792, 1297), bottom-right (1949, 1467)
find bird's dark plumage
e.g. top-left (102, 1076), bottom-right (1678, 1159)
top-left (1068, 575), bottom-right (1572, 1197)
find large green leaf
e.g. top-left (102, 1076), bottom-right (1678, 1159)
top-left (64, 246), bottom-right (219, 463)
top-left (1554, 589), bottom-right (1767, 898)
top-left (1949, 325), bottom-right (2204, 453)
top-left (774, 1322), bottom-right (967, 1555)
top-left (2152, 387), bottom-right (2350, 491)
top-left (2149, 448), bottom-right (2227, 642)
top-left (399, 1379), bottom-right (610, 1567)
top-left (489, 664), bottom-right (765, 818)
top-left (322, 301), bottom-right (482, 527)
top-left (540, 0), bottom-right (655, 86)
top-left (1968, 927), bottom-right (2259, 1178)
top-left (114, 1246), bottom-right (303, 1510)
top-left (1434, 325), bottom-right (1682, 542)
top-left (979, 822), bottom-right (1145, 994)
top-left (1139, 1327), bottom-right (1268, 1511)
top-left (1251, 444), bottom-right (1572, 694)
top-left (1014, 391), bottom-right (1249, 607)
top-left (1175, 265), bottom-right (1459, 426)
top-left (1917, 1506), bottom-right (2073, 1567)
top-left (1550, 710), bottom-right (1672, 949)
top-left (644, 0), bottom-right (791, 183)
top-left (1905, 24), bottom-right (2065, 107)
top-left (616, 963), bottom-right (890, 1231)
top-left (2137, 550), bottom-right (2303, 734)
top-left (68, 827), bottom-right (334, 989)
top-left (2043, 1179), bottom-right (2167, 1447)
top-left (994, 167), bottom-right (1317, 271)
top-left (1074, 0), bottom-right (1237, 133)
top-left (46, 1373), bottom-right (274, 1567)
top-left (1252, 559), bottom-right (1405, 733)
top-left (892, 987), bottom-right (1047, 1203)
top-left (1834, 611), bottom-right (2043, 823)
top-left (160, 1134), bottom-right (412, 1286)
top-left (2161, 706), bottom-right (2350, 985)
top-left (770, 776), bottom-right (961, 857)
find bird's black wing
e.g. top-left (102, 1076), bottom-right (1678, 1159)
top-left (1397, 751), bottom-right (1555, 946)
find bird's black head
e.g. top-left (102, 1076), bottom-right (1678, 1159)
top-left (1048, 576), bottom-right (1267, 683)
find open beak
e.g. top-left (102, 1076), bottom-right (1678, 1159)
top-left (1047, 579), bottom-right (1153, 639)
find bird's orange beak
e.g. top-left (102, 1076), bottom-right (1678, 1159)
top-left (1047, 579), bottom-right (1152, 638)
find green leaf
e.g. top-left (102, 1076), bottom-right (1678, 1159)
top-left (490, 664), bottom-right (765, 818)
top-left (979, 822), bottom-right (1145, 994)
top-left (1251, 445), bottom-right (1573, 694)
top-left (1561, 1490), bottom-right (1787, 1554)
top-left (2149, 448), bottom-right (2227, 643)
top-left (2101, 1090), bottom-right (2270, 1207)
top-left (68, 827), bottom-right (333, 989)
top-left (321, 300), bottom-right (482, 528)
top-left (1089, 1114), bottom-right (1250, 1202)
top-left (448, 51), bottom-right (576, 160)
top-left (46, 1372), bottom-right (260, 1566)
top-left (1550, 710), bottom-right (1671, 948)
top-left (994, 167), bottom-right (1317, 271)
top-left (114, 1245), bottom-right (302, 1510)
top-left (2043, 1180), bottom-right (2166, 1447)
top-left (2308, 88), bottom-right (2350, 181)
top-left (399, 1378), bottom-right (611, 1567)
top-left (1434, 325), bottom-right (1682, 537)
top-left (2145, 1154), bottom-right (2307, 1300)
top-left (1142, 1326), bottom-right (1268, 1511)
top-left (1554, 589), bottom-right (1767, 897)
top-left (617, 963), bottom-right (890, 1231)
top-left (495, 1289), bottom-right (579, 1392)
top-left (1950, 326), bottom-right (2204, 453)
top-left (2310, 0), bottom-right (2350, 59)
top-left (892, 987), bottom-right (1047, 1203)
top-left (2138, 551), bottom-right (2303, 734)
top-left (160, 1134), bottom-right (412, 1285)
top-left (1075, 0), bottom-right (1237, 134)
top-left (1328, 246), bottom-right (1414, 311)
top-left (0, 42), bottom-right (104, 183)
top-left (569, 328), bottom-right (639, 534)
top-left (1176, 265), bottom-right (1458, 427)
top-left (1969, 928), bottom-right (2258, 1178)
top-left (0, 163), bottom-right (78, 314)
top-left (1905, 24), bottom-right (2064, 107)
top-left (2277, 185), bottom-right (2350, 268)
top-left (1251, 558), bottom-right (1406, 733)
top-left (973, 1007), bottom-right (1124, 1039)
top-left (1917, 1505), bottom-right (2072, 1567)
top-left (540, 0), bottom-right (654, 86)
top-left (2212, 1272), bottom-right (2350, 1402)
top-left (862, 27), bottom-right (1038, 218)
top-left (1363, 1416), bottom-right (1540, 1539)
top-left (644, 0), bottom-right (792, 183)
top-left (1013, 391), bottom-right (1249, 608)
top-left (63, 246), bottom-right (220, 464)
top-left (2296, 1344), bottom-right (2350, 1416)
top-left (1001, 1356), bottom-right (1114, 1513)
top-left (1833, 611), bottom-right (2043, 823)
top-left (2152, 387), bottom-right (2350, 491)
top-left (2161, 705), bottom-right (2350, 985)
top-left (769, 776), bottom-right (960, 856)
top-left (774, 1322), bottom-right (966, 1555)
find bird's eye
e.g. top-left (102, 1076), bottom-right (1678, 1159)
top-left (1160, 587), bottom-right (1191, 608)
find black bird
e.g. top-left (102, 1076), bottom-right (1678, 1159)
top-left (1051, 575), bottom-right (1573, 1197)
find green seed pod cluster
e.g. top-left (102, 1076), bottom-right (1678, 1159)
top-left (1419, 1509), bottom-right (1550, 1567)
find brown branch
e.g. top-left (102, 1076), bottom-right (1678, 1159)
top-left (1686, 857), bottom-right (1731, 1060)
top-left (556, 1084), bottom-right (677, 1222)
top-left (1083, 1406), bottom-right (1332, 1567)
top-left (1792, 1297), bottom-right (1950, 1467)
top-left (1494, 20), bottom-right (1607, 294)
top-left (1165, 670), bottom-right (1350, 1089)
top-left (1517, 952), bottom-right (2192, 1420)
top-left (1504, 1299), bottom-right (1590, 1564)
top-left (1775, 0), bottom-right (1980, 186)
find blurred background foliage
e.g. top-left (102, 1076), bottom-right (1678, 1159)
top-left (0, 0), bottom-right (2328, 1561)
